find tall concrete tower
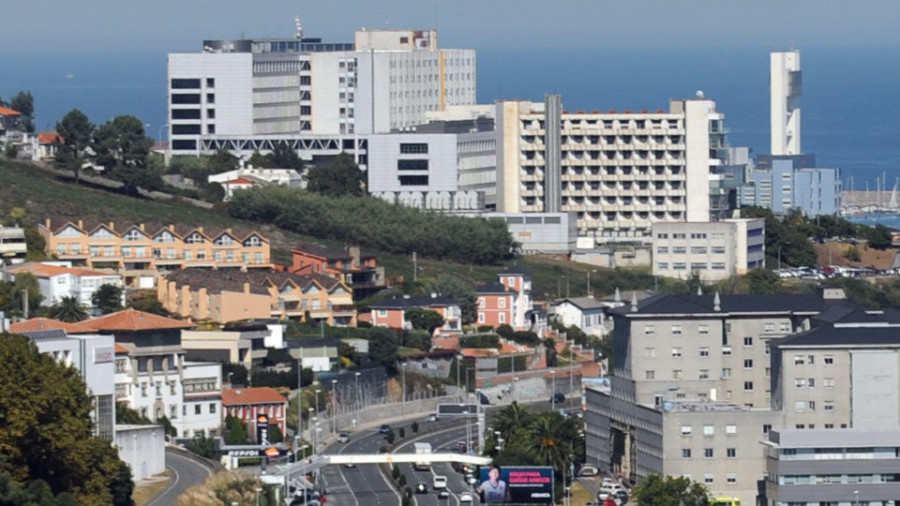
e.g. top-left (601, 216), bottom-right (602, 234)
top-left (770, 50), bottom-right (802, 155)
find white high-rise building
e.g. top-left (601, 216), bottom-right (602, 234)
top-left (494, 94), bottom-right (730, 246)
top-left (166, 23), bottom-right (476, 163)
top-left (770, 50), bottom-right (802, 155)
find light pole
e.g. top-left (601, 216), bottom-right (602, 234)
top-left (551, 369), bottom-right (557, 411)
top-left (331, 379), bottom-right (338, 434)
top-left (157, 123), bottom-right (168, 145)
top-left (315, 388), bottom-right (321, 416)
top-left (255, 486), bottom-right (263, 506)
top-left (297, 358), bottom-right (303, 442)
top-left (456, 354), bottom-right (463, 400)
top-left (354, 371), bottom-right (361, 426)
top-left (586, 269), bottom-right (597, 296)
top-left (513, 376), bottom-right (519, 402)
top-left (400, 362), bottom-right (407, 415)
top-left (854, 490), bottom-right (859, 506)
top-left (307, 408), bottom-right (315, 453)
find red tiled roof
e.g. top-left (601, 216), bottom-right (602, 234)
top-left (222, 387), bottom-right (287, 406)
top-left (9, 317), bottom-right (86, 334)
top-left (115, 343), bottom-right (130, 355)
top-left (7, 262), bottom-right (117, 279)
top-left (225, 178), bottom-right (254, 185)
top-left (73, 308), bottom-right (193, 332)
top-left (0, 106), bottom-right (21, 116)
top-left (38, 131), bottom-right (63, 144)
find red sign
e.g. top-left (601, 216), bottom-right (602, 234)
top-left (265, 447), bottom-right (279, 458)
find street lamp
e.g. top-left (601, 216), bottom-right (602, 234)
top-left (354, 372), bottom-right (361, 425)
top-left (551, 369), bottom-right (557, 411)
top-left (315, 388), bottom-right (322, 416)
top-left (456, 354), bottom-right (463, 400)
top-left (307, 408), bottom-right (315, 453)
top-left (400, 362), bottom-right (407, 415)
top-left (513, 376), bottom-right (519, 402)
top-left (157, 123), bottom-right (168, 145)
top-left (586, 269), bottom-right (598, 297)
top-left (854, 490), bottom-right (859, 506)
top-left (255, 486), bottom-right (263, 506)
top-left (227, 371), bottom-right (234, 386)
top-left (331, 379), bottom-right (338, 434)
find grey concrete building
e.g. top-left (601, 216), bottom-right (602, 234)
top-left (651, 218), bottom-right (765, 282)
top-left (763, 428), bottom-right (900, 506)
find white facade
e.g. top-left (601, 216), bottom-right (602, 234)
top-left (114, 350), bottom-right (222, 438)
top-left (495, 95), bottom-right (731, 246)
top-left (651, 218), bottom-right (765, 282)
top-left (31, 331), bottom-right (117, 440)
top-left (208, 167), bottom-right (303, 187)
top-left (553, 297), bottom-right (606, 336)
top-left (115, 425), bottom-right (166, 481)
top-left (770, 50), bottom-right (802, 156)
top-left (0, 226), bottom-right (27, 266)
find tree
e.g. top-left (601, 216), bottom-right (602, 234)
top-left (306, 152), bottom-right (364, 197)
top-left (8, 207), bottom-right (26, 226)
top-left (544, 338), bottom-right (558, 367)
top-left (224, 415), bottom-right (249, 445)
top-left (864, 224), bottom-right (893, 250)
top-left (427, 275), bottom-right (478, 324)
top-left (207, 149), bottom-right (239, 175)
top-left (49, 296), bottom-right (89, 322)
top-left (0, 273), bottom-right (43, 317)
top-left (404, 308), bottom-right (445, 334)
top-left (10, 91), bottom-right (35, 133)
top-left (93, 115), bottom-right (153, 169)
top-left (55, 109), bottom-right (95, 183)
top-left (269, 142), bottom-right (303, 170)
top-left (0, 333), bottom-right (133, 504)
top-left (115, 402), bottom-right (152, 424)
top-left (368, 327), bottom-right (399, 369)
top-left (268, 425), bottom-right (283, 444)
top-left (91, 284), bottom-right (123, 315)
top-left (186, 433), bottom-right (218, 459)
top-left (493, 402), bottom-right (529, 441)
top-left (127, 291), bottom-right (170, 316)
top-left (631, 473), bottom-right (710, 506)
top-left (743, 269), bottom-right (783, 295)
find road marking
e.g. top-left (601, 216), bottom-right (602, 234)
top-left (146, 452), bottom-right (183, 506)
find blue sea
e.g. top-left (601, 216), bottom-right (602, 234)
top-left (3, 45), bottom-right (900, 188)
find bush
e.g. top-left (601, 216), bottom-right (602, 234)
top-left (411, 422), bottom-right (419, 434)
top-left (398, 427), bottom-right (406, 439)
top-left (228, 186), bottom-right (517, 265)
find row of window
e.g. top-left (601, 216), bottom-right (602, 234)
top-left (57, 244), bottom-right (265, 263)
top-left (681, 424), bottom-right (739, 436)
top-left (171, 78), bottom-right (215, 89)
top-left (658, 262), bottom-right (727, 271)
top-left (682, 447), bottom-right (738, 458)
top-left (681, 473), bottom-right (738, 485)
top-left (59, 228), bottom-right (261, 246)
top-left (644, 323), bottom-right (791, 335)
top-left (793, 400), bottom-right (836, 412)
top-left (795, 377), bottom-right (837, 388)
top-left (657, 232), bottom-right (726, 240)
top-left (657, 246), bottom-right (728, 255)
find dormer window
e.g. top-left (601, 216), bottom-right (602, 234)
top-left (124, 229), bottom-right (144, 241)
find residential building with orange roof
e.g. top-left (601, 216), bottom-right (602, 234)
top-left (369, 294), bottom-right (462, 334)
top-left (9, 317), bottom-right (87, 335)
top-left (77, 308), bottom-right (223, 438)
top-left (158, 268), bottom-right (356, 326)
top-left (3, 261), bottom-right (123, 315)
top-left (0, 106), bottom-right (22, 137)
top-left (38, 218), bottom-right (272, 289)
top-left (220, 177), bottom-right (255, 200)
top-left (222, 387), bottom-right (288, 439)
top-left (290, 244), bottom-right (386, 301)
top-left (476, 267), bottom-right (534, 331)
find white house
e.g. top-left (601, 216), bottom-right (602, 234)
top-left (4, 261), bottom-right (124, 314)
top-left (115, 425), bottom-right (166, 481)
top-left (553, 297), bottom-right (606, 336)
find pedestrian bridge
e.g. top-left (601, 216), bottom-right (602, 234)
top-left (270, 453), bottom-right (491, 479)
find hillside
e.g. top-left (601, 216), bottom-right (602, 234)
top-left (0, 159), bottom-right (656, 299)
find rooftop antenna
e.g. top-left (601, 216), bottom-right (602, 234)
top-left (294, 15), bottom-right (303, 40)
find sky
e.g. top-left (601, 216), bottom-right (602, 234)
top-left (1, 0), bottom-right (899, 53)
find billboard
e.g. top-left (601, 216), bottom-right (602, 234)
top-left (477, 465), bottom-right (553, 504)
top-left (437, 403), bottom-right (478, 417)
top-left (256, 414), bottom-right (269, 445)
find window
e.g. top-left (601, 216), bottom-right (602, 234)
top-left (723, 346), bottom-right (732, 355)
top-left (194, 405), bottom-right (201, 415)
top-left (644, 326), bottom-right (655, 336)
top-left (744, 381), bottom-right (754, 391)
top-left (206, 93), bottom-right (215, 104)
top-left (704, 448), bottom-right (714, 458)
top-left (499, 313), bottom-right (506, 324)
top-left (808, 355), bottom-right (815, 365)
top-left (824, 355), bottom-right (834, 365)
top-left (698, 324), bottom-right (709, 335)
top-left (645, 370), bottom-right (655, 380)
top-left (172, 93), bottom-right (201, 104)
top-left (726, 473), bottom-right (736, 484)
top-left (398, 175), bottom-right (429, 186)
top-left (824, 401), bottom-right (834, 412)
top-left (498, 298), bottom-right (506, 308)
top-left (672, 347), bottom-right (682, 358)
top-left (780, 322), bottom-right (791, 332)
top-left (681, 425), bottom-right (692, 436)
top-left (673, 370), bottom-right (683, 380)
top-left (671, 325), bottom-right (682, 335)
top-left (399, 143), bottom-right (429, 154)
top-left (682, 448), bottom-right (691, 458)
top-left (171, 78), bottom-right (200, 89)
top-left (744, 359), bottom-right (753, 369)
top-left (808, 378), bottom-right (815, 388)
top-left (699, 369), bottom-right (709, 380)
top-left (764, 322), bottom-right (775, 333)
top-left (727, 448), bottom-right (736, 458)
top-left (673, 262), bottom-right (687, 270)
top-left (795, 378), bottom-right (807, 389)
top-left (397, 159), bottom-right (429, 171)
top-left (744, 337), bottom-right (753, 347)
top-left (726, 425), bottom-right (737, 435)
top-left (794, 401), bottom-right (806, 412)
top-left (794, 355), bottom-right (805, 365)
top-left (763, 424), bottom-right (771, 434)
top-left (210, 403), bottom-right (216, 414)
top-left (657, 247), bottom-right (669, 254)
top-left (645, 347), bottom-right (656, 358)
top-left (699, 347), bottom-right (709, 357)
top-left (691, 246), bottom-right (707, 254)
top-left (703, 425), bottom-right (714, 436)
top-left (722, 367), bottom-right (732, 378)
top-left (478, 313), bottom-right (485, 324)
top-left (808, 401), bottom-right (816, 411)
top-left (823, 377), bottom-right (835, 388)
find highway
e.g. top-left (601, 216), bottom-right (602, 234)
top-left (146, 448), bottom-right (214, 506)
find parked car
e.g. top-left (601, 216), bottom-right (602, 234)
top-left (433, 475), bottom-right (448, 490)
top-left (459, 492), bottom-right (474, 503)
top-left (615, 489), bottom-right (629, 504)
top-left (344, 461), bottom-right (356, 469)
top-left (426, 414), bottom-right (439, 422)
top-left (578, 465), bottom-right (599, 477)
top-left (465, 473), bottom-right (478, 486)
top-left (338, 433), bottom-right (350, 443)
top-left (380, 424), bottom-right (391, 434)
top-left (415, 483), bottom-right (428, 494)
top-left (438, 491), bottom-right (450, 499)
top-left (551, 393), bottom-right (565, 403)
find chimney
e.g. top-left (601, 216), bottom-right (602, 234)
top-left (630, 292), bottom-right (638, 312)
top-left (77, 219), bottom-right (83, 230)
top-left (696, 286), bottom-right (703, 296)
top-left (45, 218), bottom-right (51, 228)
top-left (614, 287), bottom-right (621, 303)
top-left (197, 226), bottom-right (203, 234)
top-left (243, 282), bottom-right (251, 294)
top-left (168, 224), bottom-right (175, 232)
top-left (109, 221), bottom-right (115, 231)
top-left (139, 223), bottom-right (145, 232)
top-left (349, 246), bottom-right (361, 269)
top-left (714, 291), bottom-right (721, 312)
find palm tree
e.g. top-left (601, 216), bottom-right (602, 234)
top-left (50, 296), bottom-right (88, 322)
top-left (492, 401), bottom-right (530, 440)
top-left (528, 413), bottom-right (572, 473)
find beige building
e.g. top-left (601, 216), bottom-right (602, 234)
top-left (39, 219), bottom-right (271, 288)
top-left (651, 218), bottom-right (765, 282)
top-left (180, 321), bottom-right (271, 370)
top-left (494, 95), bottom-right (732, 246)
top-left (585, 290), bottom-right (849, 505)
top-left (158, 269), bottom-right (356, 326)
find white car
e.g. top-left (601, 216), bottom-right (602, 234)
top-left (465, 473), bottom-right (477, 486)
top-left (338, 433), bottom-right (350, 443)
top-left (459, 492), bottom-right (474, 503)
top-left (433, 475), bottom-right (448, 490)
top-left (578, 465), bottom-right (599, 477)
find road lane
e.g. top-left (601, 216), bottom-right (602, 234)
top-left (147, 449), bottom-right (214, 506)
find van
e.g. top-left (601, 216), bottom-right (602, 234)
top-left (433, 475), bottom-right (448, 490)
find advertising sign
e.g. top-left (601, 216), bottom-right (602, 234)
top-left (256, 414), bottom-right (269, 445)
top-left (477, 465), bottom-right (553, 504)
top-left (437, 403), bottom-right (478, 417)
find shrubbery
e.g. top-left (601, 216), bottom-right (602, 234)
top-left (227, 186), bottom-right (517, 265)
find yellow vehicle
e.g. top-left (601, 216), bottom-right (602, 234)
top-left (712, 497), bottom-right (741, 506)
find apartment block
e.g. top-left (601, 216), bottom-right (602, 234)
top-left (39, 219), bottom-right (271, 288)
top-left (739, 155), bottom-right (841, 217)
top-left (651, 218), bottom-right (765, 282)
top-left (166, 23), bottom-right (475, 160)
top-left (290, 244), bottom-right (385, 301)
top-left (763, 429), bottom-right (900, 506)
top-left (494, 94), bottom-right (735, 246)
top-left (585, 290), bottom-right (849, 505)
top-left (158, 268), bottom-right (356, 326)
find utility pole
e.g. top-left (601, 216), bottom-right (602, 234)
top-left (22, 289), bottom-right (28, 319)
top-left (297, 358), bottom-right (303, 446)
top-left (412, 252), bottom-right (417, 282)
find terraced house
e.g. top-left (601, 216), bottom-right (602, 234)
top-left (158, 269), bottom-right (356, 326)
top-left (39, 218), bottom-right (271, 288)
